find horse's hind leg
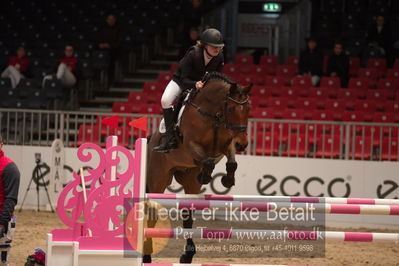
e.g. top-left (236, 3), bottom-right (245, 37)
top-left (176, 167), bottom-right (202, 263)
top-left (142, 204), bottom-right (158, 263)
top-left (143, 147), bottom-right (174, 262)
top-left (180, 210), bottom-right (196, 263)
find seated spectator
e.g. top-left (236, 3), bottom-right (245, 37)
top-left (182, 0), bottom-right (203, 33)
top-left (42, 44), bottom-right (78, 88)
top-left (327, 42), bottom-right (349, 87)
top-left (252, 47), bottom-right (269, 65)
top-left (97, 14), bottom-right (123, 87)
top-left (179, 27), bottom-right (200, 59)
top-left (366, 15), bottom-right (393, 67)
top-left (1, 46), bottom-right (29, 88)
top-left (299, 37), bottom-right (323, 86)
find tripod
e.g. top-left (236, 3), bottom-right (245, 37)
top-left (19, 158), bottom-right (54, 212)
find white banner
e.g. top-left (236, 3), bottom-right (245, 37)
top-left (50, 139), bottom-right (65, 200)
top-left (167, 156), bottom-right (399, 200)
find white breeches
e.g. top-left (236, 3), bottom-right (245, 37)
top-left (161, 80), bottom-right (182, 109)
top-left (311, 75), bottom-right (320, 87)
top-left (43, 63), bottom-right (77, 88)
top-left (1, 66), bottom-right (24, 88)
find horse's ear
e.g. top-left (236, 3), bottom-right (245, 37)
top-left (242, 83), bottom-right (253, 94)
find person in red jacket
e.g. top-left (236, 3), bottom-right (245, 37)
top-left (1, 46), bottom-right (29, 88)
top-left (0, 135), bottom-right (20, 265)
top-left (42, 44), bottom-right (78, 88)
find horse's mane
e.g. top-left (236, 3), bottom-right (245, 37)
top-left (203, 72), bottom-right (234, 85)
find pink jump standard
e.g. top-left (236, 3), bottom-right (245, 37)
top-left (46, 137), bottom-right (399, 266)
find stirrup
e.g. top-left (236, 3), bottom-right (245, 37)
top-left (153, 137), bottom-right (177, 153)
top-left (153, 142), bottom-right (170, 153)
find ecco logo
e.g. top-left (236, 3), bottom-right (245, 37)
top-left (256, 175), bottom-right (351, 197)
top-left (377, 180), bottom-right (398, 199)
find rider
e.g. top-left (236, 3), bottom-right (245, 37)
top-left (153, 28), bottom-right (225, 153)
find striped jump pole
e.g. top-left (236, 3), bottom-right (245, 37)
top-left (146, 193), bottom-right (399, 206)
top-left (144, 264), bottom-right (301, 266)
top-left (144, 228), bottom-right (399, 243)
top-left (144, 264), bottom-right (300, 266)
top-left (147, 198), bottom-right (399, 215)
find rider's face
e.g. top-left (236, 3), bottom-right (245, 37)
top-left (205, 45), bottom-right (223, 57)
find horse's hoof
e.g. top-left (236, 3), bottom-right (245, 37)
top-left (221, 175), bottom-right (235, 188)
top-left (196, 172), bottom-right (212, 184)
top-left (142, 255), bottom-right (152, 263)
top-left (180, 254), bottom-right (194, 263)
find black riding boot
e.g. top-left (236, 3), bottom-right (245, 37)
top-left (153, 108), bottom-right (178, 153)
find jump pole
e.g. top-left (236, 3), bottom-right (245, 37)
top-left (146, 194), bottom-right (399, 206)
top-left (144, 264), bottom-right (299, 266)
top-left (144, 228), bottom-right (399, 243)
top-left (145, 198), bottom-right (399, 216)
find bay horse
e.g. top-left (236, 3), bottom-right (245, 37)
top-left (144, 72), bottom-right (252, 263)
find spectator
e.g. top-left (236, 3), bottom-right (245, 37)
top-left (97, 14), bottom-right (123, 87)
top-left (179, 27), bottom-right (200, 59)
top-left (366, 15), bottom-right (393, 66)
top-left (183, 0), bottom-right (203, 30)
top-left (327, 42), bottom-right (349, 87)
top-left (299, 37), bottom-right (323, 86)
top-left (42, 44), bottom-right (78, 88)
top-left (0, 135), bottom-right (20, 265)
top-left (252, 47), bottom-right (269, 64)
top-left (1, 46), bottom-right (29, 88)
top-left (179, 0), bottom-right (203, 45)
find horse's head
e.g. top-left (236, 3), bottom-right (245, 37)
top-left (227, 83), bottom-right (252, 152)
top-left (194, 72), bottom-right (252, 152)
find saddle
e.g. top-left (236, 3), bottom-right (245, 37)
top-left (173, 89), bottom-right (191, 123)
top-left (159, 89), bottom-right (193, 135)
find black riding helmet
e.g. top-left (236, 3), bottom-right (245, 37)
top-left (200, 28), bottom-right (225, 48)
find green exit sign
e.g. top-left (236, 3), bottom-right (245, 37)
top-left (263, 3), bottom-right (281, 12)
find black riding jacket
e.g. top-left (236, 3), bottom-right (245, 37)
top-left (173, 45), bottom-right (224, 91)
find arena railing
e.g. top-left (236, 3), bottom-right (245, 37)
top-left (1, 108), bottom-right (398, 161)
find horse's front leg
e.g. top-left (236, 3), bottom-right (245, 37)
top-left (188, 141), bottom-right (215, 185)
top-left (221, 141), bottom-right (238, 188)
